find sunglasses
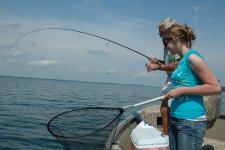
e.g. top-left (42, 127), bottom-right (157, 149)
top-left (162, 37), bottom-right (173, 47)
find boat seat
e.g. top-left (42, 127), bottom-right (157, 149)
top-left (140, 105), bottom-right (163, 132)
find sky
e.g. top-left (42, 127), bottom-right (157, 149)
top-left (0, 0), bottom-right (225, 87)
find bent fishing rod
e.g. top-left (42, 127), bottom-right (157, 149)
top-left (4, 27), bottom-right (154, 61)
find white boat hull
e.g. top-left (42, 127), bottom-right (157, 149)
top-left (111, 105), bottom-right (225, 150)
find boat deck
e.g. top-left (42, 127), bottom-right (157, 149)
top-left (113, 105), bottom-right (225, 150)
top-left (141, 105), bottom-right (225, 150)
top-left (202, 137), bottom-right (225, 150)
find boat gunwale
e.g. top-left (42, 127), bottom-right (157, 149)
top-left (111, 111), bottom-right (225, 150)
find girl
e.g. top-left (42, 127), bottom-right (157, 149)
top-left (162, 24), bottom-right (221, 150)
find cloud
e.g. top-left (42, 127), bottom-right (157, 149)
top-left (86, 49), bottom-right (108, 55)
top-left (193, 6), bottom-right (201, 12)
top-left (0, 7), bottom-right (168, 86)
top-left (28, 60), bottom-right (60, 67)
top-left (8, 23), bottom-right (22, 30)
top-left (10, 51), bottom-right (22, 56)
top-left (3, 58), bottom-right (18, 63)
top-left (77, 66), bottom-right (89, 72)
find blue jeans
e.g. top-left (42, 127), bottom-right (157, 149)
top-left (169, 117), bottom-right (207, 150)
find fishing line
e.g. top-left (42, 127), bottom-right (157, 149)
top-left (3, 27), bottom-right (153, 62)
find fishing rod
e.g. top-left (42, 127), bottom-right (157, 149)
top-left (4, 27), bottom-right (154, 61)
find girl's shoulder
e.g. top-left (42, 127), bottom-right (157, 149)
top-left (184, 49), bottom-right (204, 67)
top-left (185, 49), bottom-right (204, 59)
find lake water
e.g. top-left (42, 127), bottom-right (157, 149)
top-left (0, 76), bottom-right (224, 150)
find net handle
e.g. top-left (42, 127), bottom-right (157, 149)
top-left (122, 95), bottom-right (164, 112)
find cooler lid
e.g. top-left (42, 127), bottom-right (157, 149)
top-left (130, 121), bottom-right (168, 148)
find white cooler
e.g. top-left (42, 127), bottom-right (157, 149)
top-left (130, 121), bottom-right (169, 150)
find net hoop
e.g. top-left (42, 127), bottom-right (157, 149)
top-left (47, 107), bottom-right (124, 139)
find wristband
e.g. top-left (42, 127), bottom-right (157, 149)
top-left (158, 63), bottom-right (161, 70)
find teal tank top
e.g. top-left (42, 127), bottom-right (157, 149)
top-left (170, 49), bottom-right (206, 119)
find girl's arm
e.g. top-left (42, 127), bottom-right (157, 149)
top-left (163, 54), bottom-right (221, 100)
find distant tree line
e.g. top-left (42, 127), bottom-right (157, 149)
top-left (222, 86), bottom-right (225, 92)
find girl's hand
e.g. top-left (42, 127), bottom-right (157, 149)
top-left (163, 88), bottom-right (183, 101)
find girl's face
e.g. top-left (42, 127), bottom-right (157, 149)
top-left (163, 37), bottom-right (179, 55)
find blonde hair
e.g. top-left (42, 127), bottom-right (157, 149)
top-left (158, 17), bottom-right (176, 30)
top-left (166, 24), bottom-right (196, 48)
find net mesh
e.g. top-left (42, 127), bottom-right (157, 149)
top-left (47, 107), bottom-right (123, 150)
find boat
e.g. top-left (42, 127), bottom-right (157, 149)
top-left (111, 104), bottom-right (225, 150)
top-left (47, 90), bottom-right (225, 150)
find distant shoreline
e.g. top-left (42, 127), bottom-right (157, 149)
top-left (0, 74), bottom-right (158, 88)
top-left (1, 74), bottom-right (224, 91)
top-left (222, 86), bottom-right (225, 92)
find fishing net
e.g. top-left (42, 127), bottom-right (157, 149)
top-left (47, 107), bottom-right (123, 150)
